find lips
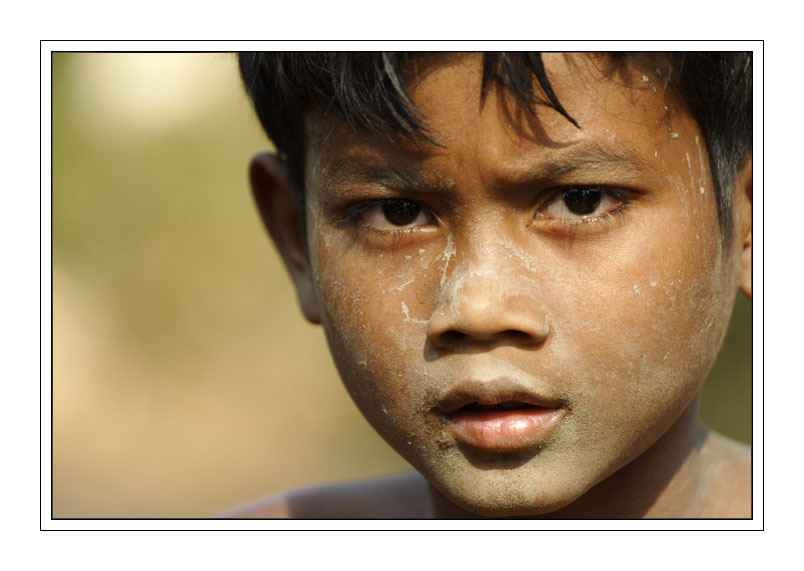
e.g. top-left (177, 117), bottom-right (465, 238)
top-left (437, 380), bottom-right (566, 452)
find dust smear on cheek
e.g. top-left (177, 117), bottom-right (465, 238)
top-left (389, 278), bottom-right (414, 293)
top-left (400, 300), bottom-right (428, 326)
top-left (695, 135), bottom-right (707, 195)
top-left (438, 235), bottom-right (456, 287)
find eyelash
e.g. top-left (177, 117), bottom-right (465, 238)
top-left (337, 200), bottom-right (436, 250)
top-left (532, 186), bottom-right (631, 237)
top-left (358, 225), bottom-right (429, 250)
top-left (337, 186), bottom-right (632, 247)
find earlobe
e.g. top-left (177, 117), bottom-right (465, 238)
top-left (734, 156), bottom-right (752, 299)
top-left (249, 152), bottom-right (321, 324)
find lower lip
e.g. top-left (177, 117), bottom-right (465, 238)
top-left (444, 407), bottom-right (565, 452)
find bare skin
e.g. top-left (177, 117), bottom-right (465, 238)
top-left (222, 404), bottom-right (750, 518)
top-left (229, 53), bottom-right (752, 519)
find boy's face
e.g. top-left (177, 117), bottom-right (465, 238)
top-left (282, 53), bottom-right (749, 516)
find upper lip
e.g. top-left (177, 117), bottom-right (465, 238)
top-left (436, 377), bottom-right (564, 415)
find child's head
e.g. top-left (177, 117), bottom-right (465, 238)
top-left (239, 52), bottom-right (752, 516)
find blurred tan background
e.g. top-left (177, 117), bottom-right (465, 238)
top-left (52, 52), bottom-right (752, 518)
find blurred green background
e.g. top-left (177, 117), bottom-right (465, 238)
top-left (52, 53), bottom-right (752, 518)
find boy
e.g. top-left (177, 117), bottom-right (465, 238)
top-left (226, 52), bottom-right (752, 518)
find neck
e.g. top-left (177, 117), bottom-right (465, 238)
top-left (428, 397), bottom-right (710, 519)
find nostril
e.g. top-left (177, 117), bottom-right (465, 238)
top-left (441, 330), bottom-right (470, 345)
top-left (425, 286), bottom-right (551, 349)
top-left (502, 330), bottom-right (535, 343)
top-left (438, 328), bottom-right (540, 346)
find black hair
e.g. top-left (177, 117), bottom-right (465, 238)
top-left (238, 52), bottom-right (752, 238)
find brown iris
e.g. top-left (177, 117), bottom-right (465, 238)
top-left (382, 200), bottom-right (421, 226)
top-left (563, 189), bottom-right (603, 216)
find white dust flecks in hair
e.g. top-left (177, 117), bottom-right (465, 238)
top-left (633, 284), bottom-right (640, 296)
top-left (438, 234), bottom-right (456, 287)
top-left (649, 277), bottom-right (659, 288)
top-left (670, 132), bottom-right (679, 139)
top-left (641, 75), bottom-right (649, 82)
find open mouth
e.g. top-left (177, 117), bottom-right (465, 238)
top-left (434, 375), bottom-right (567, 451)
top-left (446, 401), bottom-right (554, 426)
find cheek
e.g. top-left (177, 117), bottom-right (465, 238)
top-left (544, 194), bottom-right (733, 445)
top-left (308, 231), bottom-right (440, 434)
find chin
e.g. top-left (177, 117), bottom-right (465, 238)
top-left (424, 457), bottom-right (591, 518)
top-left (440, 484), bottom-right (580, 518)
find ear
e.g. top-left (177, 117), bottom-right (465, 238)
top-left (249, 152), bottom-right (321, 324)
top-left (733, 155), bottom-right (752, 299)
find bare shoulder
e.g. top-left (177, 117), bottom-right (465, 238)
top-left (217, 492), bottom-right (293, 519)
top-left (217, 472), bottom-right (432, 519)
top-left (701, 431), bottom-right (752, 518)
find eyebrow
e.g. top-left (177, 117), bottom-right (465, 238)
top-left (323, 161), bottom-right (456, 197)
top-left (322, 139), bottom-right (649, 197)
top-left (510, 140), bottom-right (649, 184)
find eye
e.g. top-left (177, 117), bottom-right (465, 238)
top-left (539, 187), bottom-right (623, 220)
top-left (359, 199), bottom-right (431, 230)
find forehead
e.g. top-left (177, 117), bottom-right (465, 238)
top-left (304, 52), bottom-right (693, 189)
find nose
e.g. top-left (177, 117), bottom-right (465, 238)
top-left (426, 267), bottom-right (550, 349)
